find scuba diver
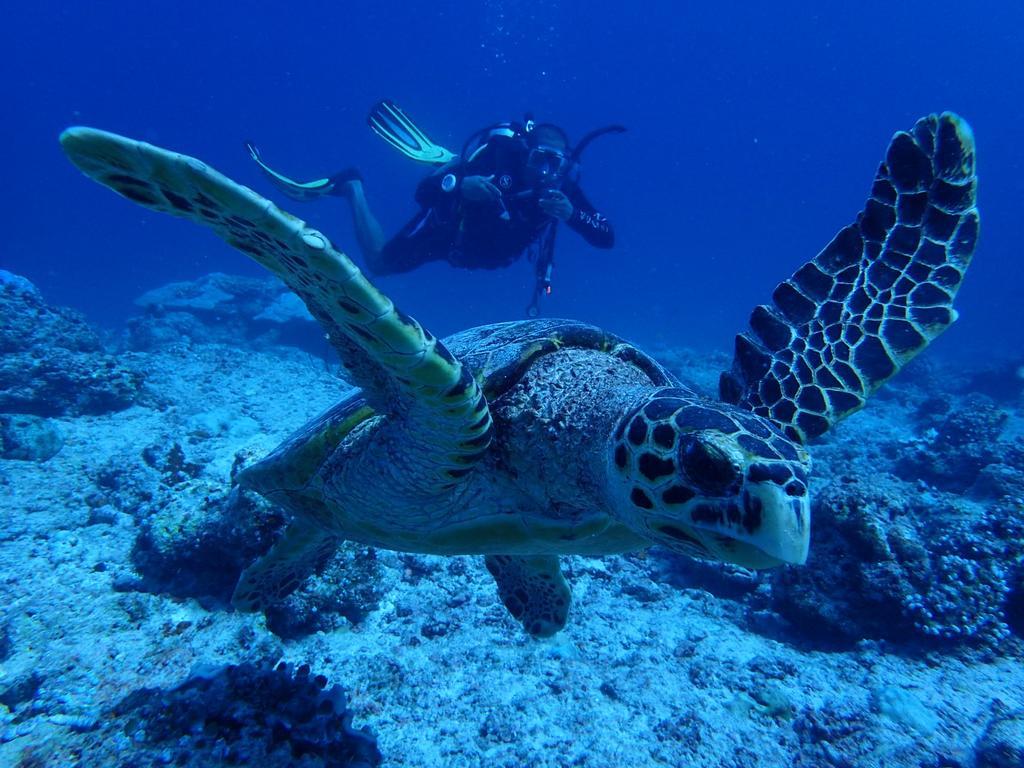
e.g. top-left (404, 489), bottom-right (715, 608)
top-left (245, 100), bottom-right (624, 315)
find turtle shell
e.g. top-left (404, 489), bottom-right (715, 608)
top-left (444, 319), bottom-right (678, 400)
top-left (242, 319), bottom-right (676, 499)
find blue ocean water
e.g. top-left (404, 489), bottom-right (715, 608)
top-left (3, 3), bottom-right (1024, 767)
top-left (4, 0), bottom-right (1021, 356)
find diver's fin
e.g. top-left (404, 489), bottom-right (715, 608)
top-left (484, 554), bottom-right (571, 638)
top-left (367, 100), bottom-right (456, 166)
top-left (245, 140), bottom-right (361, 201)
top-left (232, 519), bottom-right (339, 612)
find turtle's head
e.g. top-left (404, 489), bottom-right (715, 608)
top-left (608, 388), bottom-right (811, 568)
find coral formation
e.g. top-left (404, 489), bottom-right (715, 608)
top-left (770, 470), bottom-right (1021, 649)
top-left (101, 661), bottom-right (381, 767)
top-left (130, 484), bottom-right (286, 604)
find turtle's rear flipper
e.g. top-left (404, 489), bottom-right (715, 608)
top-left (232, 520), bottom-right (339, 612)
top-left (485, 555), bottom-right (571, 638)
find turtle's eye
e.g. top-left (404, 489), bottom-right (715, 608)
top-left (678, 436), bottom-right (740, 495)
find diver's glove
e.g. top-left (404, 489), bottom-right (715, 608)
top-left (460, 174), bottom-right (503, 202)
top-left (538, 189), bottom-right (573, 221)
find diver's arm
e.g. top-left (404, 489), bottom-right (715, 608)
top-left (564, 185), bottom-right (614, 248)
top-left (414, 160), bottom-right (463, 207)
top-left (414, 161), bottom-right (501, 207)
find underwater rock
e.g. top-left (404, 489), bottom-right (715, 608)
top-left (131, 484), bottom-right (285, 604)
top-left (1006, 567), bottom-right (1024, 639)
top-left (970, 462), bottom-right (1024, 501)
top-left (124, 309), bottom-right (210, 350)
top-left (101, 661), bottom-right (381, 767)
top-left (255, 291), bottom-right (314, 324)
top-left (871, 685), bottom-right (938, 735)
top-left (0, 348), bottom-right (142, 416)
top-left (0, 618), bottom-right (11, 661)
top-left (134, 272), bottom-right (289, 316)
top-left (770, 471), bottom-right (1020, 649)
top-left (0, 270), bottom-right (142, 416)
top-left (649, 344), bottom-right (731, 395)
top-left (792, 700), bottom-right (872, 767)
top-left (0, 269), bottom-right (100, 354)
top-left (128, 272), bottom-right (320, 352)
top-left (896, 393), bottom-right (1008, 492)
top-left (0, 669), bottom-right (43, 711)
top-left (651, 550), bottom-right (763, 601)
top-left (0, 413), bottom-right (63, 461)
top-left (264, 544), bottom-right (384, 640)
top-left (975, 705), bottom-right (1024, 768)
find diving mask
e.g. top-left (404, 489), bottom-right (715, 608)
top-left (526, 146), bottom-right (570, 184)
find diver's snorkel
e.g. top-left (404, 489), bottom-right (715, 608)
top-left (569, 124), bottom-right (627, 164)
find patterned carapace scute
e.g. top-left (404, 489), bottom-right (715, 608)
top-left (720, 113), bottom-right (978, 443)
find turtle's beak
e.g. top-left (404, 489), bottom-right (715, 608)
top-left (693, 482), bottom-right (810, 568)
top-left (651, 480), bottom-right (810, 569)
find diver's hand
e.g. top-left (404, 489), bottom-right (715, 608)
top-left (461, 175), bottom-right (502, 202)
top-left (539, 189), bottom-right (573, 221)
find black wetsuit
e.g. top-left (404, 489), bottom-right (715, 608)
top-left (374, 134), bottom-right (614, 276)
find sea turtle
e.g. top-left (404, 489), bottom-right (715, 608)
top-left (59, 112), bottom-right (978, 637)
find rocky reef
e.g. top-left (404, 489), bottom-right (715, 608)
top-left (0, 270), bottom-right (141, 421)
top-left (1, 269), bottom-right (1022, 768)
top-left (126, 272), bottom-right (322, 353)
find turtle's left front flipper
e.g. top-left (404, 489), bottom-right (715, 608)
top-left (720, 113), bottom-right (978, 443)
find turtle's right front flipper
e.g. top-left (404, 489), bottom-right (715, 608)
top-left (59, 127), bottom-right (492, 491)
